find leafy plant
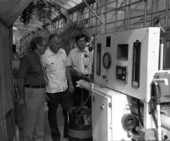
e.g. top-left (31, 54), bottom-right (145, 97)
top-left (20, 0), bottom-right (60, 25)
top-left (20, 1), bottom-right (35, 25)
top-left (60, 20), bottom-right (90, 54)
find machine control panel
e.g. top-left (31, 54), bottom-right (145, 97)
top-left (116, 66), bottom-right (127, 81)
top-left (117, 44), bottom-right (128, 60)
top-left (103, 52), bottom-right (112, 69)
top-left (94, 27), bottom-right (160, 102)
top-left (132, 40), bottom-right (141, 88)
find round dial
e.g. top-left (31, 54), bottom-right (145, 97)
top-left (103, 52), bottom-right (112, 69)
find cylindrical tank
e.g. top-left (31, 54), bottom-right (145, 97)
top-left (161, 113), bottom-right (170, 130)
top-left (68, 107), bottom-right (92, 141)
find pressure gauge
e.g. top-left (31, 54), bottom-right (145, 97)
top-left (103, 52), bottom-right (112, 69)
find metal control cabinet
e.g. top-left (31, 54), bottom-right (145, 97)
top-left (92, 86), bottom-right (131, 141)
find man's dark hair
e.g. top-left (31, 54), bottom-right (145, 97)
top-left (75, 33), bottom-right (89, 42)
top-left (48, 33), bottom-right (60, 42)
top-left (30, 36), bottom-right (45, 50)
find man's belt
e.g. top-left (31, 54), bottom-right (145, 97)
top-left (25, 84), bottom-right (45, 88)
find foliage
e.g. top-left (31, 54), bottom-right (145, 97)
top-left (20, 2), bottom-right (35, 25)
top-left (20, 0), bottom-right (60, 25)
top-left (60, 20), bottom-right (90, 54)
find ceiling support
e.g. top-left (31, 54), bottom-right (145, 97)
top-left (50, 0), bottom-right (68, 10)
top-left (0, 17), bottom-right (8, 27)
top-left (82, 0), bottom-right (103, 25)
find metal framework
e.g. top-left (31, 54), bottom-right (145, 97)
top-left (16, 0), bottom-right (170, 49)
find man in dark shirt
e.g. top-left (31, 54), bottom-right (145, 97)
top-left (17, 36), bottom-right (46, 141)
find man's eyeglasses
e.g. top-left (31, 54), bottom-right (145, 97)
top-left (78, 40), bottom-right (85, 43)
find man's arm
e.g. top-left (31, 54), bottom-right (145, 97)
top-left (66, 66), bottom-right (74, 93)
top-left (17, 55), bottom-right (30, 105)
top-left (66, 66), bottom-right (73, 83)
top-left (17, 78), bottom-right (25, 105)
top-left (66, 50), bottom-right (82, 77)
top-left (67, 66), bottom-right (83, 78)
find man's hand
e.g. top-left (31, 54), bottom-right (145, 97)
top-left (18, 98), bottom-right (25, 105)
top-left (45, 94), bottom-right (50, 102)
top-left (68, 82), bottom-right (74, 93)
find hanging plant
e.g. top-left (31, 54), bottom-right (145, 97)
top-left (20, 1), bottom-right (35, 25)
top-left (36, 0), bottom-right (50, 22)
top-left (20, 0), bottom-right (61, 25)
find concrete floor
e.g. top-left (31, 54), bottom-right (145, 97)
top-left (14, 104), bottom-right (68, 141)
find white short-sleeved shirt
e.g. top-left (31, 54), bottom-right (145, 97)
top-left (66, 47), bottom-right (93, 75)
top-left (41, 48), bottom-right (68, 93)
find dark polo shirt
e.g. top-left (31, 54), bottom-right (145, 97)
top-left (18, 51), bottom-right (45, 86)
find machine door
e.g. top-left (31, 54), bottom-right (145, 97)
top-left (92, 90), bottom-right (112, 141)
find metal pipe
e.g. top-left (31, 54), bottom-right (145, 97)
top-left (159, 40), bottom-right (164, 70)
top-left (152, 79), bottom-right (168, 140)
top-left (154, 81), bottom-right (162, 141)
top-left (82, 0), bottom-right (103, 25)
top-left (76, 80), bottom-right (92, 91)
top-left (115, 0), bottom-right (118, 32)
top-left (143, 0), bottom-right (147, 27)
top-left (127, 0), bottom-right (131, 30)
top-left (165, 0), bottom-right (169, 30)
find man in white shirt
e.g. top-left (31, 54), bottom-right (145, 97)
top-left (41, 34), bottom-right (73, 141)
top-left (66, 33), bottom-right (93, 108)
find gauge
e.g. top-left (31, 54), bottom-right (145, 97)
top-left (103, 52), bottom-right (112, 69)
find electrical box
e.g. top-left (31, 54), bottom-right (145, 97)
top-left (92, 86), bottom-right (131, 141)
top-left (152, 72), bottom-right (170, 103)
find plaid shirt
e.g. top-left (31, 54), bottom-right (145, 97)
top-left (67, 47), bottom-right (93, 75)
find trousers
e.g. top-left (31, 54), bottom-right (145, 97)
top-left (24, 87), bottom-right (45, 141)
top-left (47, 89), bottom-right (73, 141)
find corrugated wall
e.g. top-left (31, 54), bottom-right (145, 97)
top-left (0, 21), bottom-right (14, 141)
top-left (0, 0), bottom-right (33, 140)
